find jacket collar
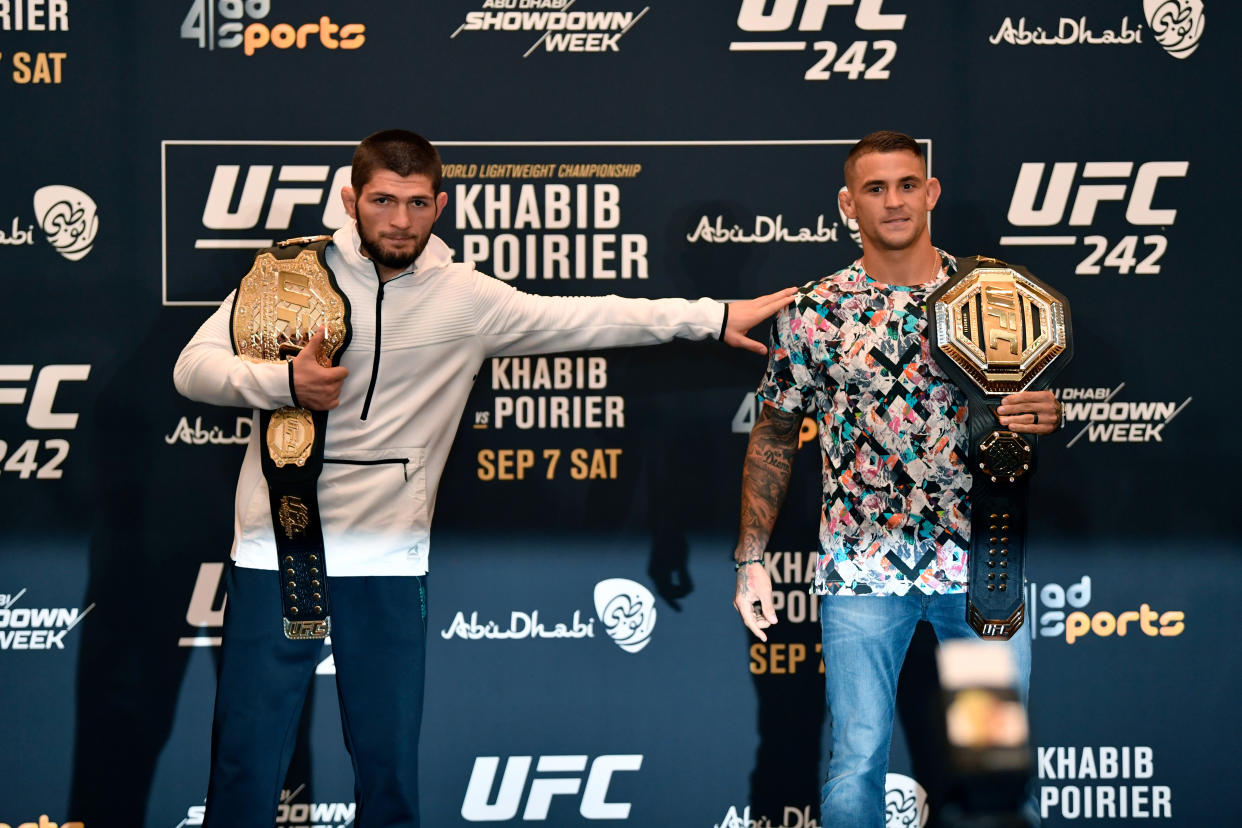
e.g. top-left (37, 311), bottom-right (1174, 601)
top-left (333, 222), bottom-right (453, 283)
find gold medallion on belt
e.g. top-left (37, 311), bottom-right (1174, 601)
top-left (267, 408), bottom-right (315, 468)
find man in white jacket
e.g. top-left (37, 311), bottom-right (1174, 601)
top-left (174, 129), bottom-right (791, 828)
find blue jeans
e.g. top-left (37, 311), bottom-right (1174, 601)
top-left (819, 590), bottom-right (1031, 827)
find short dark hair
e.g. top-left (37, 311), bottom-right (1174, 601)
top-left (351, 129), bottom-right (442, 194)
top-left (844, 130), bottom-right (925, 186)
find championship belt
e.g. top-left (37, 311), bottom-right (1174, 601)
top-left (927, 256), bottom-right (1072, 640)
top-left (231, 235), bottom-right (351, 640)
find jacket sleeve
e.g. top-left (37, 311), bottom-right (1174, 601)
top-left (172, 291), bottom-right (293, 409)
top-left (470, 271), bottom-right (726, 357)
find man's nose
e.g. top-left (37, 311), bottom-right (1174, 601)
top-left (884, 187), bottom-right (903, 208)
top-left (390, 206), bottom-right (414, 228)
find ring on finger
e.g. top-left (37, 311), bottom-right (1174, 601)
top-left (1033, 412), bottom-right (1039, 425)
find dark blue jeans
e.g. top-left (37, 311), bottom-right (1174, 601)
top-left (204, 564), bottom-right (428, 828)
top-left (819, 590), bottom-right (1032, 827)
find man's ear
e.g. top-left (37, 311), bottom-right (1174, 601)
top-left (925, 177), bottom-right (941, 211)
top-left (838, 186), bottom-right (856, 220)
top-left (342, 186), bottom-right (358, 220)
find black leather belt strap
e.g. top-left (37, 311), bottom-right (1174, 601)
top-left (964, 404), bottom-right (1032, 639)
top-left (260, 405), bottom-right (332, 639)
top-left (230, 235), bottom-right (350, 640)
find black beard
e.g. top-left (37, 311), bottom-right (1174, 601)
top-left (356, 218), bottom-right (428, 271)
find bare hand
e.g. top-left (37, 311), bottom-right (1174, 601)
top-left (996, 390), bottom-right (1060, 434)
top-left (292, 327), bottom-right (349, 410)
top-left (723, 288), bottom-right (798, 355)
top-left (733, 561), bottom-right (778, 641)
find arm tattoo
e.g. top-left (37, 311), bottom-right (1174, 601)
top-left (735, 405), bottom-right (801, 564)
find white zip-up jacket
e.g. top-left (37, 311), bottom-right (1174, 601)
top-left (174, 223), bottom-right (726, 576)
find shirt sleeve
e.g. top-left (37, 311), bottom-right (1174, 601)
top-left (172, 290), bottom-right (293, 410)
top-left (756, 303), bottom-right (815, 414)
top-left (469, 270), bottom-right (726, 357)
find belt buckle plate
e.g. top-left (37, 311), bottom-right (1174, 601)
top-left (284, 616), bottom-right (331, 640)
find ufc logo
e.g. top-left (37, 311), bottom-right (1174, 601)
top-left (737, 0), bottom-right (905, 32)
top-left (0, 364), bottom-right (90, 429)
top-left (276, 270), bottom-right (317, 333)
top-left (983, 285), bottom-right (1018, 356)
top-left (461, 754), bottom-right (642, 821)
top-left (1007, 161), bottom-right (1189, 227)
top-left (202, 164), bottom-right (351, 231)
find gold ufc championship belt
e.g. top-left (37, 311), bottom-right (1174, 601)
top-left (231, 235), bottom-right (351, 640)
top-left (927, 257), bottom-right (1072, 640)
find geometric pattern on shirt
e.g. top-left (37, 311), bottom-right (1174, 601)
top-left (757, 251), bottom-right (973, 597)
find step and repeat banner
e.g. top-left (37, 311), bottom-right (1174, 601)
top-left (1, 1), bottom-right (1236, 826)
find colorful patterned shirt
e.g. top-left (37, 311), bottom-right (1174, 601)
top-left (757, 252), bottom-right (970, 596)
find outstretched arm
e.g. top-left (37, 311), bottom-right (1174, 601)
top-left (733, 403), bottom-right (802, 641)
top-left (471, 269), bottom-right (795, 357)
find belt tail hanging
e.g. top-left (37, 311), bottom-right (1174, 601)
top-left (230, 235), bottom-right (351, 640)
top-left (926, 256), bottom-right (1073, 640)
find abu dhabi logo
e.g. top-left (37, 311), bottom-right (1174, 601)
top-left (885, 773), bottom-right (929, 827)
top-left (684, 212), bottom-right (840, 245)
top-left (34, 185), bottom-right (99, 261)
top-left (1144, 0), bottom-right (1204, 58)
top-left (164, 414), bottom-right (253, 446)
top-left (987, 1), bottom-right (1204, 59)
top-left (710, 775), bottom-right (925, 827)
top-left (437, 577), bottom-right (656, 652)
top-left (593, 578), bottom-right (656, 653)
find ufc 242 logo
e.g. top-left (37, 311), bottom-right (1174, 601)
top-left (462, 755), bottom-right (642, 821)
top-left (1001, 161), bottom-right (1188, 276)
top-left (0, 365), bottom-right (89, 429)
top-left (0, 364), bottom-right (89, 481)
top-left (736, 0), bottom-right (905, 31)
top-left (731, 0), bottom-right (906, 82)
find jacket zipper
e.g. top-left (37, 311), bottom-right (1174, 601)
top-left (324, 457), bottom-right (411, 481)
top-left (360, 280), bottom-right (386, 421)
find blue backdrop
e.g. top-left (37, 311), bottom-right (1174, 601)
top-left (0, 1), bottom-right (1235, 826)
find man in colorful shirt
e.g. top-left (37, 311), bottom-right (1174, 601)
top-left (731, 131), bottom-right (1062, 825)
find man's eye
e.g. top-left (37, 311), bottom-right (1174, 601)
top-left (374, 197), bottom-right (389, 204)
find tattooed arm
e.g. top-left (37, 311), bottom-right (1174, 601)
top-left (733, 403), bottom-right (802, 641)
